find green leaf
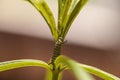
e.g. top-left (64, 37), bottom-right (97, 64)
top-left (58, 0), bottom-right (88, 39)
top-left (55, 56), bottom-right (94, 80)
top-left (58, 0), bottom-right (72, 36)
top-left (63, 0), bottom-right (88, 38)
top-left (27, 0), bottom-right (58, 41)
top-left (0, 59), bottom-right (50, 72)
top-left (77, 63), bottom-right (120, 80)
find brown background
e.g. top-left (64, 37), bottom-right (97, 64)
top-left (0, 32), bottom-right (120, 80)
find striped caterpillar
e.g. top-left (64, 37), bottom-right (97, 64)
top-left (50, 37), bottom-right (64, 70)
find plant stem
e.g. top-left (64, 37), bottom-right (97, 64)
top-left (52, 70), bottom-right (60, 80)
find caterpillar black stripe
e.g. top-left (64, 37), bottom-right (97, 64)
top-left (50, 37), bottom-right (64, 70)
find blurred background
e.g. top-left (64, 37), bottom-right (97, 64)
top-left (0, 0), bottom-right (120, 80)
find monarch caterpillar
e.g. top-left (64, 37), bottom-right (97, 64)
top-left (50, 37), bottom-right (64, 70)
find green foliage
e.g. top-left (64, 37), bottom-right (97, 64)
top-left (27, 0), bottom-right (88, 41)
top-left (58, 0), bottom-right (88, 39)
top-left (77, 63), bottom-right (120, 80)
top-left (0, 0), bottom-right (120, 80)
top-left (28, 0), bottom-right (58, 41)
top-left (0, 56), bottom-right (119, 80)
top-left (0, 59), bottom-right (49, 72)
top-left (55, 56), bottom-right (95, 80)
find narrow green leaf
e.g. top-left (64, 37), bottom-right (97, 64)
top-left (0, 59), bottom-right (50, 72)
top-left (77, 63), bottom-right (120, 80)
top-left (58, 0), bottom-right (72, 37)
top-left (58, 0), bottom-right (65, 30)
top-left (61, 0), bottom-right (88, 38)
top-left (68, 0), bottom-right (80, 14)
top-left (56, 56), bottom-right (94, 80)
top-left (27, 0), bottom-right (58, 41)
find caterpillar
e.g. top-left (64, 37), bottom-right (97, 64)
top-left (50, 37), bottom-right (64, 70)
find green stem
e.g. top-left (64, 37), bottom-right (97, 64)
top-left (52, 70), bottom-right (60, 80)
